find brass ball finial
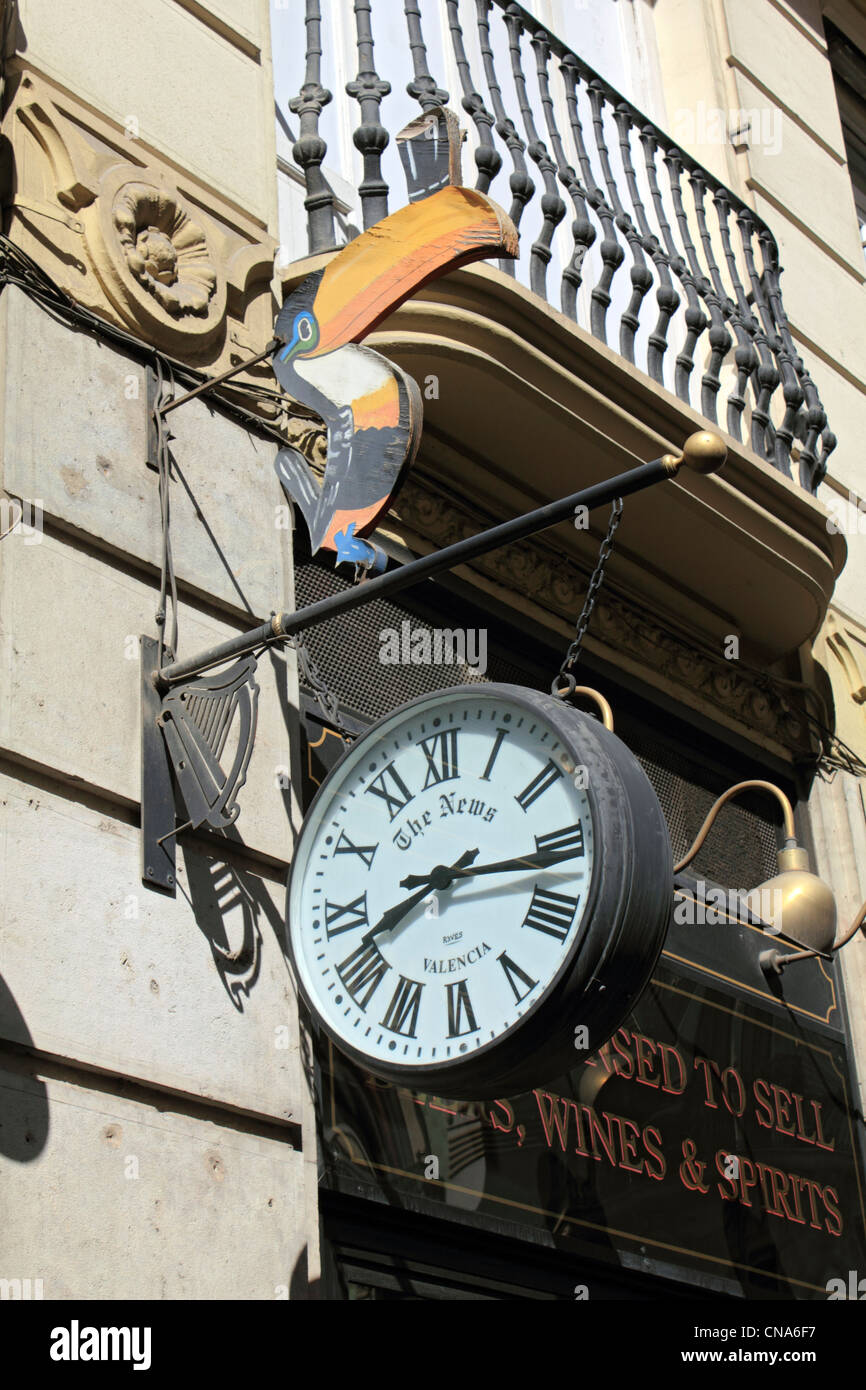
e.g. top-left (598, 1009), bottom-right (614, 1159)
top-left (662, 431), bottom-right (727, 476)
top-left (681, 430), bottom-right (727, 474)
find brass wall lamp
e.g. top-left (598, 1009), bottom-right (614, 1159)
top-left (674, 780), bottom-right (865, 974)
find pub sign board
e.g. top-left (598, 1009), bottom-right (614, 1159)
top-left (316, 926), bottom-right (866, 1300)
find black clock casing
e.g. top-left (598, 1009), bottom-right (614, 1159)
top-left (286, 683), bottom-right (673, 1098)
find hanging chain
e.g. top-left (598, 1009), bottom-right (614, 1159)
top-left (552, 497), bottom-right (624, 696)
top-left (286, 632), bottom-right (357, 744)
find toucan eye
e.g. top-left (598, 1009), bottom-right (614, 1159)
top-left (297, 316), bottom-right (314, 342)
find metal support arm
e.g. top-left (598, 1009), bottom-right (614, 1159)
top-left (157, 431), bottom-right (725, 688)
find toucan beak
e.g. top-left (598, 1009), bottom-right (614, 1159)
top-left (295, 185), bottom-right (518, 358)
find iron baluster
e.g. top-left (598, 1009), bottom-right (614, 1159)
top-left (617, 118), bottom-right (679, 386)
top-left (583, 78), bottom-right (628, 345)
top-left (289, 0), bottom-right (337, 254)
top-left (503, 8), bottom-right (565, 302)
top-left (446, 0), bottom-right (502, 192)
top-left (347, 0), bottom-right (391, 229)
top-left (588, 84), bottom-right (651, 366)
top-left (758, 228), bottom-right (834, 490)
top-left (735, 209), bottom-right (785, 466)
top-left (750, 226), bottom-right (801, 478)
top-left (475, 0), bottom-right (534, 275)
top-left (690, 169), bottom-right (734, 426)
top-left (531, 25), bottom-right (593, 318)
top-left (714, 193), bottom-right (769, 456)
top-left (404, 0), bottom-right (450, 111)
top-left (710, 191), bottom-right (762, 449)
top-left (656, 144), bottom-right (710, 406)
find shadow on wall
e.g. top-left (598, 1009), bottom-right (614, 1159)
top-left (171, 639), bottom-right (303, 1008)
top-left (182, 850), bottom-right (288, 1012)
top-left (0, 974), bottom-right (49, 1160)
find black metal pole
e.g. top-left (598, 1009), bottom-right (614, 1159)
top-left (157, 340), bottom-right (280, 416)
top-left (157, 454), bottom-right (673, 686)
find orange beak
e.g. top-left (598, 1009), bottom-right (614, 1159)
top-left (305, 185), bottom-right (518, 357)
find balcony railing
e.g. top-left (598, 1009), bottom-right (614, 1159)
top-left (286, 0), bottom-right (835, 493)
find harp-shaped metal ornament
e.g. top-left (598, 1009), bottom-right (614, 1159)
top-left (158, 657), bottom-right (259, 830)
top-left (140, 635), bottom-right (259, 894)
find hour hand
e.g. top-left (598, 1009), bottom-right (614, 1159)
top-left (365, 849), bottom-right (479, 943)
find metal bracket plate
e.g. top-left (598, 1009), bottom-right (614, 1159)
top-left (140, 635), bottom-right (177, 893)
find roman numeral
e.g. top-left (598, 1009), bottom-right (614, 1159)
top-left (418, 730), bottom-right (460, 788)
top-left (514, 759), bottom-right (563, 812)
top-left (333, 829), bottom-right (378, 869)
top-left (381, 976), bottom-right (424, 1037)
top-left (446, 980), bottom-right (479, 1037)
top-left (365, 762), bottom-right (414, 820)
top-left (324, 893), bottom-right (369, 939)
top-left (336, 941), bottom-right (390, 1010)
top-left (522, 885), bottom-right (579, 941)
top-left (534, 822), bottom-right (585, 859)
top-left (481, 728), bottom-right (509, 782)
top-left (498, 951), bottom-right (538, 1004)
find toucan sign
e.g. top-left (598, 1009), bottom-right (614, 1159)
top-left (271, 185), bottom-right (518, 564)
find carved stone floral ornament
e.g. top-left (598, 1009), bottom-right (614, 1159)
top-left (6, 80), bottom-right (278, 364)
top-left (113, 184), bottom-right (217, 319)
top-left (83, 167), bottom-right (227, 351)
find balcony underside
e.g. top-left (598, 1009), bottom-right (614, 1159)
top-left (365, 263), bottom-right (845, 665)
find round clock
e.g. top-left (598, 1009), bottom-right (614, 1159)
top-left (286, 683), bottom-right (672, 1098)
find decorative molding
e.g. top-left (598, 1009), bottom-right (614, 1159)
top-left (826, 610), bottom-right (866, 706)
top-left (113, 183), bottom-right (217, 318)
top-left (6, 75), bottom-right (276, 368)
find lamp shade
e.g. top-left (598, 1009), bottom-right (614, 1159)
top-left (744, 846), bottom-right (837, 954)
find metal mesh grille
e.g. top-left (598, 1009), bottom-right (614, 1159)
top-left (619, 727), bottom-right (779, 889)
top-left (295, 562), bottom-right (781, 889)
top-left (294, 562), bottom-right (528, 714)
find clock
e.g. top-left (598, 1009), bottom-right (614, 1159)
top-left (286, 683), bottom-right (672, 1098)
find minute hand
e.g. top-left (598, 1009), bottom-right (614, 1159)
top-left (399, 849), bottom-right (579, 889)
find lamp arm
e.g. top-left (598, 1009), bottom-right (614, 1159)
top-left (552, 681), bottom-right (614, 732)
top-left (832, 897), bottom-right (866, 951)
top-left (777, 897), bottom-right (866, 967)
top-left (674, 780), bottom-right (796, 874)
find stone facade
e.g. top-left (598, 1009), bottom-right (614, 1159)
top-left (0, 0), bottom-right (318, 1299)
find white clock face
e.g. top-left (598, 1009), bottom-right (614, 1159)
top-left (288, 688), bottom-right (595, 1073)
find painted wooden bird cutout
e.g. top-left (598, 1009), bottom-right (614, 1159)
top-left (272, 185), bottom-right (518, 561)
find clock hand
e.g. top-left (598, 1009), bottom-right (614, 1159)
top-left (362, 849), bottom-right (479, 945)
top-left (399, 848), bottom-right (577, 889)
